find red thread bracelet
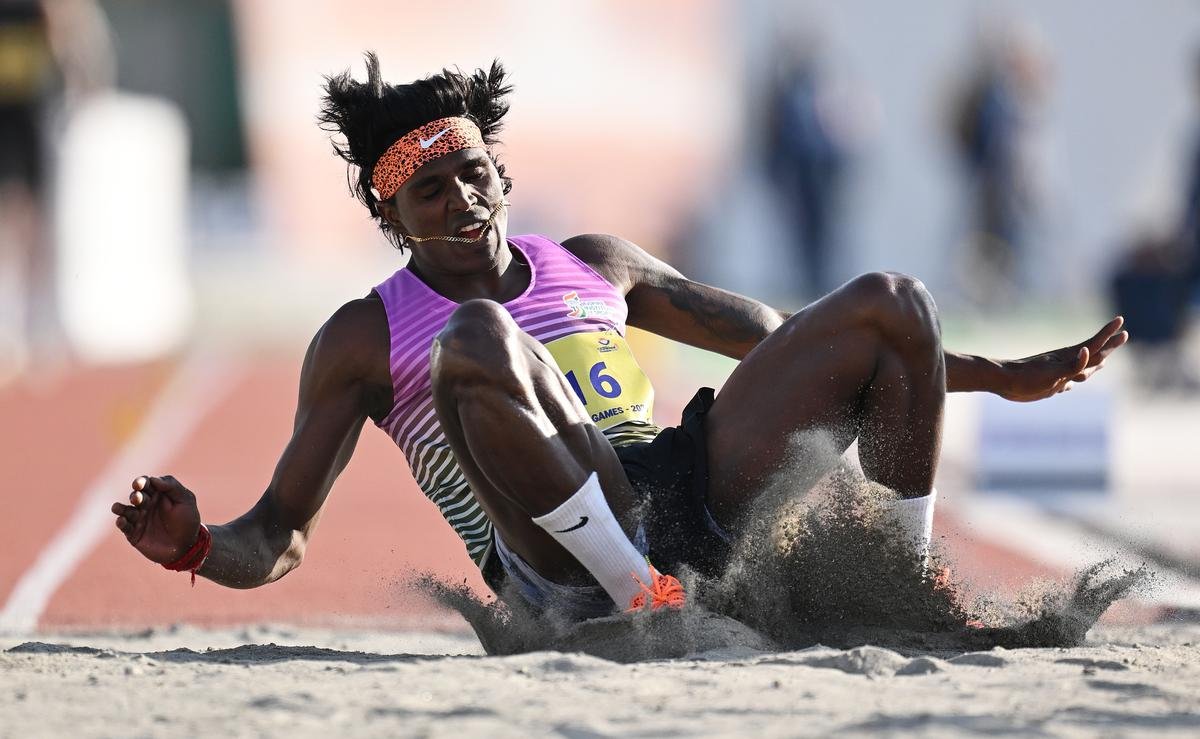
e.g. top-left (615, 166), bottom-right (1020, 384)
top-left (163, 524), bottom-right (211, 586)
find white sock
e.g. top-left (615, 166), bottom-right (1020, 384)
top-left (532, 471), bottom-right (653, 608)
top-left (880, 488), bottom-right (937, 563)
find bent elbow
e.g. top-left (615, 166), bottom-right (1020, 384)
top-left (271, 529), bottom-right (308, 581)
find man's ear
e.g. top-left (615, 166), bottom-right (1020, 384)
top-left (376, 199), bottom-right (408, 238)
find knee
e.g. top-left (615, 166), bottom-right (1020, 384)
top-left (430, 300), bottom-right (520, 391)
top-left (845, 272), bottom-right (941, 351)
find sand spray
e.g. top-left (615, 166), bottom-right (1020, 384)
top-left (411, 430), bottom-right (1152, 661)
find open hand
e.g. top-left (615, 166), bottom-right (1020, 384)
top-left (111, 475), bottom-right (202, 564)
top-left (995, 317), bottom-right (1128, 402)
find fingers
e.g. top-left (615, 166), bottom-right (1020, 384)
top-left (1065, 317), bottom-right (1128, 373)
top-left (129, 478), bottom-right (157, 508)
top-left (1082, 316), bottom-right (1124, 354)
top-left (111, 501), bottom-right (143, 542)
top-left (1100, 315), bottom-right (1124, 339)
top-left (1070, 321), bottom-right (1127, 378)
top-left (1072, 346), bottom-right (1089, 375)
top-left (1071, 358), bottom-right (1109, 383)
top-left (119, 476), bottom-right (171, 543)
top-left (1092, 330), bottom-right (1129, 364)
top-left (132, 475), bottom-right (161, 494)
top-left (132, 475), bottom-right (186, 504)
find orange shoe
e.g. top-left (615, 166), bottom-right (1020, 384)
top-left (931, 566), bottom-right (987, 629)
top-left (931, 565), bottom-right (955, 593)
top-left (627, 565), bottom-right (686, 612)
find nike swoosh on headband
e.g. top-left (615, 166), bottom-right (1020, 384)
top-left (419, 128), bottom-right (451, 149)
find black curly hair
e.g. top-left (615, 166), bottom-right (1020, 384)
top-left (318, 53), bottom-right (513, 249)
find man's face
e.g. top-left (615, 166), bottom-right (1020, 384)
top-left (382, 148), bottom-right (508, 274)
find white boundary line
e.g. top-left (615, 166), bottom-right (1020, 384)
top-left (0, 353), bottom-right (240, 634)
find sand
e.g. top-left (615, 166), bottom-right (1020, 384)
top-left (7, 462), bottom-right (1195, 736)
top-left (3, 622), bottom-right (1199, 737)
top-left (414, 466), bottom-right (1157, 665)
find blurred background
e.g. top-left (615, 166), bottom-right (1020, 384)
top-left (1, 0), bottom-right (1198, 632)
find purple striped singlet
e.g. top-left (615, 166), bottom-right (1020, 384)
top-left (372, 234), bottom-right (659, 569)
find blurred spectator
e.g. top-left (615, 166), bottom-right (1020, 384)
top-left (763, 38), bottom-right (850, 300)
top-left (1110, 231), bottom-right (1197, 393)
top-left (0, 0), bottom-right (112, 382)
top-left (948, 23), bottom-right (1051, 305)
top-left (0, 0), bottom-right (55, 381)
top-left (1175, 47), bottom-right (1200, 311)
top-left (1111, 47), bottom-right (1200, 395)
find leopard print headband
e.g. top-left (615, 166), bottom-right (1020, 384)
top-left (370, 117), bottom-right (486, 201)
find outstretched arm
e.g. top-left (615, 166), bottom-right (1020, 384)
top-left (564, 234), bottom-right (1128, 398)
top-left (110, 298), bottom-right (390, 588)
top-left (944, 317), bottom-right (1128, 401)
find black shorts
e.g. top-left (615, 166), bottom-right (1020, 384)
top-left (615, 386), bottom-right (734, 579)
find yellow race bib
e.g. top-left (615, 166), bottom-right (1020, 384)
top-left (543, 330), bottom-right (655, 430)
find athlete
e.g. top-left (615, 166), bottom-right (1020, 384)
top-left (110, 56), bottom-right (1128, 621)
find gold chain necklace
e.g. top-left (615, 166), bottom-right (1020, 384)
top-left (404, 200), bottom-right (510, 244)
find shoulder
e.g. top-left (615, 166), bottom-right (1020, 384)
top-left (561, 233), bottom-right (684, 294)
top-left (560, 232), bottom-right (636, 262)
top-left (315, 294), bottom-right (389, 357)
top-left (303, 294), bottom-right (392, 418)
top-left (559, 233), bottom-right (648, 294)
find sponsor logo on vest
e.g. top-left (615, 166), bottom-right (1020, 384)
top-left (563, 291), bottom-right (614, 320)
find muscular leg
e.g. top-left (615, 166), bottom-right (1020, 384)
top-left (706, 272), bottom-right (945, 530)
top-left (430, 299), bottom-right (639, 584)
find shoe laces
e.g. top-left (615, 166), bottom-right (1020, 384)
top-left (627, 565), bottom-right (685, 612)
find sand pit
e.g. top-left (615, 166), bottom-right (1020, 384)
top-left (8, 464), bottom-right (1194, 735)
top-left (6, 533), bottom-right (1196, 737)
top-left (2, 485), bottom-right (1194, 738)
top-left (3, 622), bottom-right (1200, 737)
